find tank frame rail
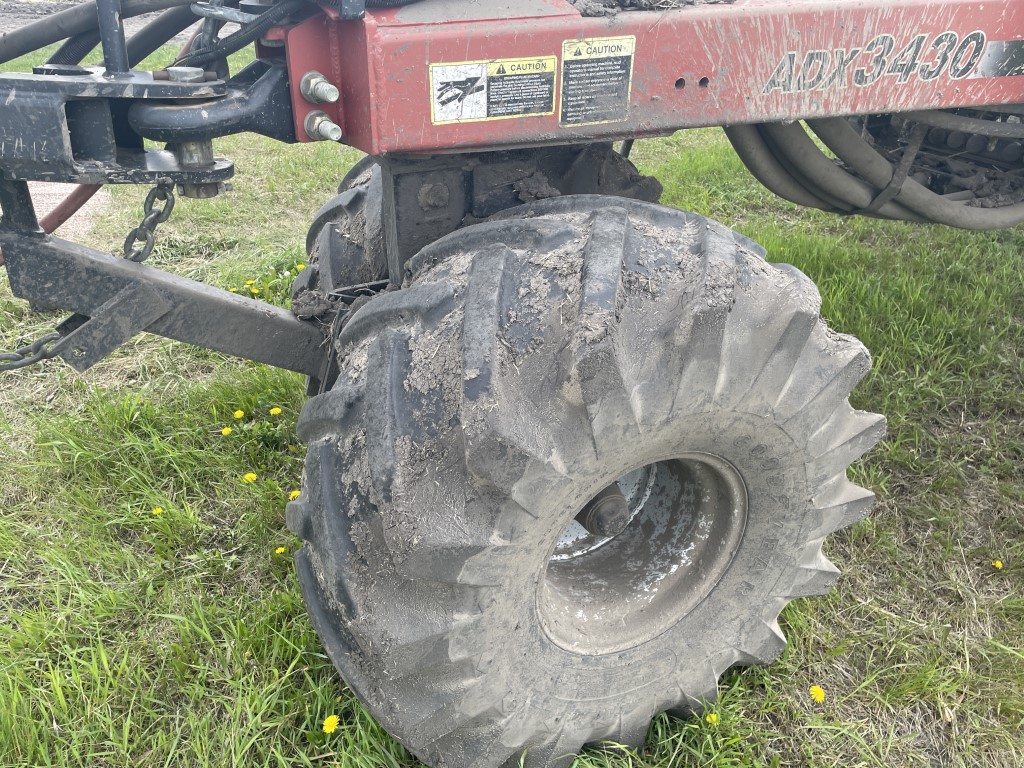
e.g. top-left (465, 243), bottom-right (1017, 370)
top-left (282, 0), bottom-right (1024, 155)
top-left (0, 178), bottom-right (328, 379)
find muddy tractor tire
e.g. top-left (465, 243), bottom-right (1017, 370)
top-left (293, 155), bottom-right (388, 300)
top-left (287, 196), bottom-right (884, 768)
top-left (292, 144), bottom-right (663, 303)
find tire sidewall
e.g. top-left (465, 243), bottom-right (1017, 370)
top-left (462, 409), bottom-right (809, 714)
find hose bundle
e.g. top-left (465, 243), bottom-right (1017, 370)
top-left (48, 5), bottom-right (201, 67)
top-left (175, 0), bottom-right (309, 66)
top-left (0, 0), bottom-right (197, 64)
top-left (0, 0), bottom-right (344, 67)
top-left (725, 113), bottom-right (1024, 231)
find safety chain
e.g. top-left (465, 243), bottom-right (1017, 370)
top-left (123, 180), bottom-right (176, 262)
top-left (3, 180), bottom-right (175, 372)
top-left (0, 332), bottom-right (62, 372)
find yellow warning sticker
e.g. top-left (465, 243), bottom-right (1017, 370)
top-left (487, 58), bottom-right (557, 78)
top-left (430, 56), bottom-right (558, 125)
top-left (561, 36), bottom-right (637, 126)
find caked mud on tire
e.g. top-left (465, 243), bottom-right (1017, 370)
top-left (293, 156), bottom-right (387, 299)
top-left (287, 196), bottom-right (884, 768)
top-left (292, 144), bottom-right (663, 302)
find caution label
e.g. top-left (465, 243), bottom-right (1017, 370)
top-left (430, 56), bottom-right (557, 125)
top-left (561, 36), bottom-right (636, 126)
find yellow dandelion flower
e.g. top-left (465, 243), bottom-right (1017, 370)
top-left (233, 410), bottom-right (245, 419)
top-left (269, 407), bottom-right (283, 416)
top-left (296, 263), bottom-right (306, 271)
top-left (245, 280), bottom-right (256, 286)
top-left (322, 714), bottom-right (340, 734)
top-left (704, 712), bottom-right (718, 725)
top-left (229, 287), bottom-right (238, 293)
top-left (250, 288), bottom-right (260, 295)
top-left (243, 472), bottom-right (258, 483)
top-left (152, 506), bottom-right (164, 516)
top-left (809, 685), bottom-right (826, 704)
top-left (275, 546), bottom-right (287, 555)
top-left (289, 490), bottom-right (301, 501)
top-left (221, 427), bottom-right (233, 436)
top-left (993, 560), bottom-right (1004, 570)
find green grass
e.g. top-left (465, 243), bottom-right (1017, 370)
top-left (2, 50), bottom-right (1023, 768)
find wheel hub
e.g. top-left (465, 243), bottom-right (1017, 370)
top-left (539, 454), bottom-right (748, 655)
top-left (552, 466), bottom-right (655, 561)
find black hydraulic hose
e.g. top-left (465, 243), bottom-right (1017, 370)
top-left (755, 124), bottom-right (860, 213)
top-left (126, 6), bottom-right (207, 64)
top-left (808, 118), bottom-right (1024, 230)
top-left (900, 109), bottom-right (1024, 140)
top-left (176, 0), bottom-right (307, 66)
top-left (723, 125), bottom-right (838, 212)
top-left (48, 6), bottom-right (202, 67)
top-left (759, 122), bottom-right (924, 222)
top-left (48, 31), bottom-right (101, 66)
top-left (728, 123), bottom-right (911, 218)
top-left (0, 0), bottom-right (194, 64)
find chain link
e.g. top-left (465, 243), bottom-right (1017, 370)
top-left (0, 332), bottom-right (62, 372)
top-left (4, 181), bottom-right (175, 372)
top-left (123, 180), bottom-right (176, 262)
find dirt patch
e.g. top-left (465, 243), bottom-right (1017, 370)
top-left (0, 182), bottom-right (109, 269)
top-left (2, 0), bottom-right (190, 241)
top-left (28, 182), bottom-right (111, 241)
top-left (0, 2), bottom-right (80, 35)
top-left (569, 0), bottom-right (736, 16)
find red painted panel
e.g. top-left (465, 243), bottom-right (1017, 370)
top-left (270, 17), bottom-right (345, 143)
top-left (284, 0), bottom-right (1024, 154)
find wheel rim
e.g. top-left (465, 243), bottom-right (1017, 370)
top-left (538, 454), bottom-right (749, 655)
top-left (551, 464), bottom-right (656, 561)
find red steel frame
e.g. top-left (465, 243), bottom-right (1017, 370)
top-left (274, 0), bottom-right (1024, 155)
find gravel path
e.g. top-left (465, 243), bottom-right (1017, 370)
top-left (1, 1), bottom-right (201, 241)
top-left (29, 182), bottom-right (112, 242)
top-left (0, 1), bottom-right (198, 42)
top-left (0, 2), bottom-right (81, 36)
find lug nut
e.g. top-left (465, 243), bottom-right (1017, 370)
top-left (301, 71), bottom-right (340, 104)
top-left (305, 111), bottom-right (343, 142)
